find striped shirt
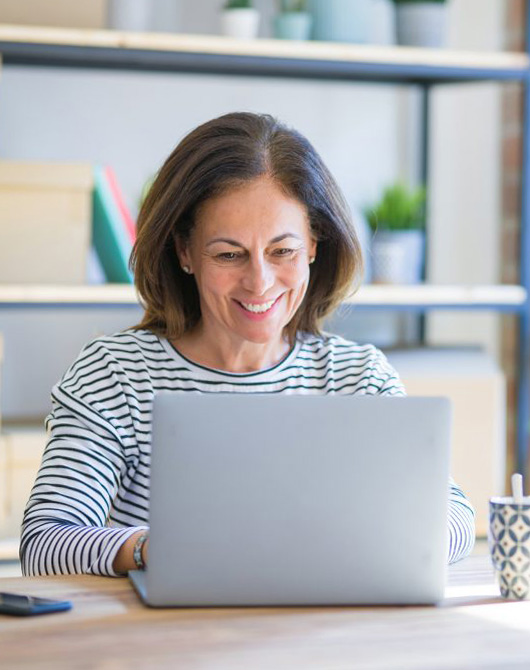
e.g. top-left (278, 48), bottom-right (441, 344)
top-left (20, 329), bottom-right (475, 576)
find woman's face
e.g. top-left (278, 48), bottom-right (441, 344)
top-left (177, 176), bottom-right (317, 348)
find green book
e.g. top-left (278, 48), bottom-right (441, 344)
top-left (92, 165), bottom-right (133, 283)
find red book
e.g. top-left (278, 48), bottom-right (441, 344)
top-left (104, 165), bottom-right (136, 243)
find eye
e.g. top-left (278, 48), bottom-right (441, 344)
top-left (273, 248), bottom-right (295, 257)
top-left (216, 252), bottom-right (241, 262)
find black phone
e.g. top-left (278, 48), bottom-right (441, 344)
top-left (0, 592), bottom-right (72, 617)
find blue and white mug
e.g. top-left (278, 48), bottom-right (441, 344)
top-left (489, 497), bottom-right (530, 600)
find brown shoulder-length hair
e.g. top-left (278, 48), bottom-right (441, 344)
top-left (131, 112), bottom-right (363, 343)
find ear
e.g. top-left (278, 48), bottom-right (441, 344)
top-left (175, 236), bottom-right (192, 273)
top-left (308, 238), bottom-right (317, 260)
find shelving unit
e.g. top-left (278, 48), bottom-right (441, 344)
top-left (0, 24), bottom-right (528, 81)
top-left (0, 23), bottom-right (528, 470)
top-left (0, 284), bottom-right (526, 311)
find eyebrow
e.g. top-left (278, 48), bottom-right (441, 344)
top-left (205, 233), bottom-right (303, 248)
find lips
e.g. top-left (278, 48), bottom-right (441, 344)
top-left (234, 294), bottom-right (282, 318)
top-left (239, 298), bottom-right (276, 313)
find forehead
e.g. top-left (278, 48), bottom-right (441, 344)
top-left (193, 177), bottom-right (311, 241)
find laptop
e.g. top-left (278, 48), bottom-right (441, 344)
top-left (129, 394), bottom-right (451, 606)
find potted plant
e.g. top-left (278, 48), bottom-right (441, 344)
top-left (220, 0), bottom-right (261, 39)
top-left (392, 0), bottom-right (449, 48)
top-left (364, 183), bottom-right (426, 284)
top-left (273, 1), bottom-right (312, 41)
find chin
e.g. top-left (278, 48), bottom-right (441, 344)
top-left (237, 325), bottom-right (285, 345)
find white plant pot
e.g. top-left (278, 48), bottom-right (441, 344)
top-left (107, 0), bottom-right (152, 31)
top-left (395, 3), bottom-right (447, 48)
top-left (371, 230), bottom-right (424, 285)
top-left (221, 9), bottom-right (261, 40)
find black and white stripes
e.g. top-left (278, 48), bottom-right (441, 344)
top-left (20, 329), bottom-right (475, 576)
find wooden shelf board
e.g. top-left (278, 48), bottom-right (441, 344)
top-left (0, 284), bottom-right (525, 309)
top-left (0, 284), bottom-right (140, 305)
top-left (349, 284), bottom-right (528, 307)
top-left (0, 24), bottom-right (527, 83)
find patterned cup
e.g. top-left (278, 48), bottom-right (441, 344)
top-left (489, 497), bottom-right (530, 600)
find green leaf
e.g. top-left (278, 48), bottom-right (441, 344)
top-left (224, 0), bottom-right (254, 9)
top-left (364, 183), bottom-right (426, 232)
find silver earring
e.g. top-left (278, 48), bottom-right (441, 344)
top-left (182, 265), bottom-right (191, 274)
top-left (309, 257), bottom-right (315, 265)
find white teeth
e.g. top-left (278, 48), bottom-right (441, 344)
top-left (240, 299), bottom-right (276, 313)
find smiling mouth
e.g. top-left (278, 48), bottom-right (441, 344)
top-left (237, 296), bottom-right (280, 314)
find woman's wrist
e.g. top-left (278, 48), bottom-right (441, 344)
top-left (133, 531), bottom-right (149, 570)
top-left (113, 529), bottom-right (149, 575)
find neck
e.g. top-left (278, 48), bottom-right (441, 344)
top-left (173, 325), bottom-right (291, 373)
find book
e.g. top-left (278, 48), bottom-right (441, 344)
top-left (104, 165), bottom-right (136, 243)
top-left (92, 166), bottom-right (133, 283)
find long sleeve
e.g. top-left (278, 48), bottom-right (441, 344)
top-left (447, 477), bottom-right (475, 563)
top-left (20, 339), bottom-right (150, 576)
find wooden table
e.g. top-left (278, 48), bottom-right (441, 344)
top-left (1, 555), bottom-right (530, 669)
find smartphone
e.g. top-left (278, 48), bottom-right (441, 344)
top-left (0, 592), bottom-right (72, 617)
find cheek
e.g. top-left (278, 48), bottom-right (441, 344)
top-left (284, 257), bottom-right (310, 287)
top-left (201, 266), bottom-right (237, 296)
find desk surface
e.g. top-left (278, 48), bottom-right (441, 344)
top-left (1, 555), bottom-right (529, 670)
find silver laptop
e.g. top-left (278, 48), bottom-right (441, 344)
top-left (130, 394), bottom-right (451, 606)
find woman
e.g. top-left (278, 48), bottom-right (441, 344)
top-left (20, 112), bottom-right (475, 576)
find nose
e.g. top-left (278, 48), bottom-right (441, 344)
top-left (241, 256), bottom-right (275, 296)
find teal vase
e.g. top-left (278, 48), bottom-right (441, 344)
top-left (308, 0), bottom-right (372, 43)
top-left (273, 12), bottom-right (312, 40)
